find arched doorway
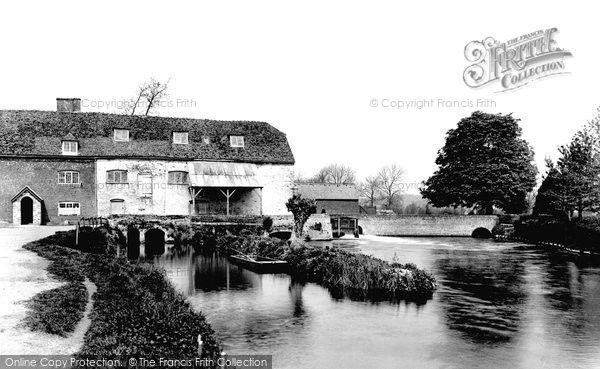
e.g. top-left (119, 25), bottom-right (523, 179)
top-left (20, 197), bottom-right (33, 225)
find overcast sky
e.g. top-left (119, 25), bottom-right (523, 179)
top-left (1, 1), bottom-right (597, 192)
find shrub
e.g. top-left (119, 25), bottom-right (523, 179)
top-left (513, 216), bottom-right (600, 253)
top-left (262, 216), bottom-right (274, 233)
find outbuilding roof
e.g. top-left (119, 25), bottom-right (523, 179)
top-left (0, 110), bottom-right (294, 164)
top-left (297, 183), bottom-right (359, 200)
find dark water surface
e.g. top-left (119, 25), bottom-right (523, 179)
top-left (151, 236), bottom-right (600, 369)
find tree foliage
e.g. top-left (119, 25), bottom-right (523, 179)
top-left (421, 111), bottom-right (537, 214)
top-left (535, 127), bottom-right (600, 219)
top-left (285, 194), bottom-right (317, 238)
top-left (311, 164), bottom-right (356, 185)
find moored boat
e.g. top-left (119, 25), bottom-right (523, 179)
top-left (228, 254), bottom-right (289, 274)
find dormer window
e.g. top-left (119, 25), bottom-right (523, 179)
top-left (173, 131), bottom-right (189, 144)
top-left (62, 140), bottom-right (78, 155)
top-left (113, 129), bottom-right (130, 142)
top-left (202, 136), bottom-right (210, 144)
top-left (230, 135), bottom-right (245, 148)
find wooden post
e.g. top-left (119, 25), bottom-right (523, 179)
top-left (219, 188), bottom-right (236, 216)
top-left (189, 188), bottom-right (203, 215)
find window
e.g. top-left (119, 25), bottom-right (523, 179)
top-left (58, 202), bottom-right (80, 216)
top-left (113, 129), bottom-right (130, 142)
top-left (138, 173), bottom-right (153, 196)
top-left (107, 170), bottom-right (128, 184)
top-left (110, 199), bottom-right (125, 215)
top-left (173, 131), bottom-right (189, 144)
top-left (230, 135), bottom-right (245, 147)
top-left (58, 171), bottom-right (80, 184)
top-left (62, 141), bottom-right (78, 155)
top-left (168, 171), bottom-right (189, 185)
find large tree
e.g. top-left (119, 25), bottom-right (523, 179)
top-left (421, 111), bottom-right (537, 214)
top-left (359, 175), bottom-right (380, 207)
top-left (377, 163), bottom-right (405, 207)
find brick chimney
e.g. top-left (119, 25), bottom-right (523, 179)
top-left (56, 98), bottom-right (81, 113)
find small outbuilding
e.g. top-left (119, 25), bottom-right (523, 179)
top-left (297, 183), bottom-right (359, 215)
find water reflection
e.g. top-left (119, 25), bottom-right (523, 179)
top-left (432, 247), bottom-right (528, 342)
top-left (148, 237), bottom-right (600, 369)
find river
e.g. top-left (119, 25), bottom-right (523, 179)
top-left (150, 236), bottom-right (600, 369)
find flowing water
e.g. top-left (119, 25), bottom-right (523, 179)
top-left (149, 236), bottom-right (600, 369)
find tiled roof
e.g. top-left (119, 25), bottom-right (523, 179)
top-left (297, 183), bottom-right (359, 200)
top-left (0, 110), bottom-right (294, 164)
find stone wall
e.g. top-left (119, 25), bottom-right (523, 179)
top-left (96, 159), bottom-right (294, 217)
top-left (359, 215), bottom-right (499, 236)
top-left (0, 158), bottom-right (97, 224)
top-left (303, 214), bottom-right (333, 240)
top-left (255, 164), bottom-right (295, 215)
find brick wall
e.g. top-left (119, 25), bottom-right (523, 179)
top-left (0, 158), bottom-right (96, 224)
top-left (316, 199), bottom-right (359, 215)
top-left (359, 215), bottom-right (499, 236)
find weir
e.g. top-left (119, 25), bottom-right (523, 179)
top-left (359, 215), bottom-right (499, 237)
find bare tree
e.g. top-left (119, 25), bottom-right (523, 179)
top-left (312, 164), bottom-right (356, 185)
top-left (377, 163), bottom-right (405, 207)
top-left (123, 77), bottom-right (170, 116)
top-left (360, 176), bottom-right (380, 207)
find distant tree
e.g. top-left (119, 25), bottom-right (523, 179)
top-left (123, 77), bottom-right (170, 116)
top-left (377, 164), bottom-right (405, 207)
top-left (404, 202), bottom-right (424, 214)
top-left (312, 164), bottom-right (356, 185)
top-left (360, 176), bottom-right (380, 207)
top-left (421, 111), bottom-right (537, 214)
top-left (285, 195), bottom-right (316, 238)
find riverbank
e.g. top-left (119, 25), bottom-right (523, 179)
top-left (212, 234), bottom-right (437, 300)
top-left (21, 230), bottom-right (222, 363)
top-left (0, 226), bottom-right (80, 354)
top-left (506, 216), bottom-right (600, 255)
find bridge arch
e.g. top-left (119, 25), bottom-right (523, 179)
top-left (145, 228), bottom-right (166, 255)
top-left (471, 227), bottom-right (492, 239)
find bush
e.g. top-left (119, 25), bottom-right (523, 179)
top-left (262, 216), bottom-right (274, 233)
top-left (513, 216), bottom-right (600, 253)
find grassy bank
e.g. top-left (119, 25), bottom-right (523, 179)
top-left (215, 234), bottom-right (437, 300)
top-left (514, 216), bottom-right (600, 254)
top-left (23, 230), bottom-right (221, 364)
top-left (23, 237), bottom-right (88, 336)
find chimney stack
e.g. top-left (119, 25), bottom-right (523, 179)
top-left (56, 98), bottom-right (81, 113)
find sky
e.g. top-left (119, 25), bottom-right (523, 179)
top-left (1, 1), bottom-right (598, 193)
